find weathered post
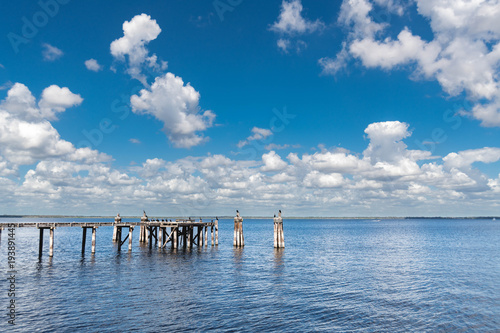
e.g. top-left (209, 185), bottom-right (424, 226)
top-left (128, 227), bottom-right (134, 251)
top-left (82, 227), bottom-right (87, 254)
top-left (140, 211), bottom-right (148, 242)
top-left (148, 226), bottom-right (153, 249)
top-left (198, 219), bottom-right (203, 247)
top-left (91, 227), bottom-right (97, 254)
top-left (234, 210), bottom-right (244, 247)
top-left (183, 226), bottom-right (187, 249)
top-left (211, 223), bottom-right (214, 246)
top-left (172, 227), bottom-right (178, 249)
top-left (113, 213), bottom-right (121, 241)
top-left (158, 226), bottom-right (163, 249)
top-left (274, 210), bottom-right (285, 248)
top-left (204, 226), bottom-right (208, 247)
top-left (38, 227), bottom-right (44, 257)
top-left (186, 227), bottom-right (193, 249)
top-left (215, 218), bottom-right (219, 246)
top-left (49, 227), bottom-right (55, 257)
top-left (117, 227), bottom-right (122, 245)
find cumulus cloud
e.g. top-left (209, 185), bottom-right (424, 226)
top-left (84, 59), bottom-right (102, 72)
top-left (110, 13), bottom-right (167, 84)
top-left (261, 151), bottom-right (288, 172)
top-left (325, 0), bottom-right (500, 127)
top-left (1, 104), bottom-right (499, 215)
top-left (130, 73), bottom-right (215, 148)
top-left (42, 43), bottom-right (63, 61)
top-left (237, 127), bottom-right (273, 148)
top-left (0, 83), bottom-right (108, 166)
top-left (271, 0), bottom-right (324, 53)
top-left (271, 0), bottom-right (324, 34)
top-left (277, 38), bottom-right (291, 53)
top-left (443, 148), bottom-right (500, 171)
top-left (38, 85), bottom-right (84, 120)
top-left (1, 83), bottom-right (83, 122)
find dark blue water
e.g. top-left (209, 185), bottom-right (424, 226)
top-left (1, 218), bottom-right (499, 332)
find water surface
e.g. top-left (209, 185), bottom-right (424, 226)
top-left (1, 218), bottom-right (499, 332)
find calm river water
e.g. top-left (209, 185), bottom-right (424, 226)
top-left (1, 218), bottom-right (499, 332)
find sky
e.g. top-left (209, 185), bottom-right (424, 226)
top-left (0, 0), bottom-right (500, 217)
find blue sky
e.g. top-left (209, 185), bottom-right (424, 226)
top-left (0, 0), bottom-right (499, 217)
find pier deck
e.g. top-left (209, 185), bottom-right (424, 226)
top-left (2, 216), bottom-right (219, 257)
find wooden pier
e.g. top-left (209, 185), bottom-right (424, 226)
top-left (3, 210), bottom-right (286, 257)
top-left (7, 213), bottom-right (219, 257)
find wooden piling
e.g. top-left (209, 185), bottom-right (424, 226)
top-left (39, 228), bottom-right (44, 257)
top-left (198, 226), bottom-right (203, 247)
top-left (117, 226), bottom-right (122, 245)
top-left (91, 227), bottom-right (97, 254)
top-left (274, 220), bottom-right (278, 248)
top-left (128, 227), bottom-right (134, 251)
top-left (274, 211), bottom-right (285, 248)
top-left (82, 227), bottom-right (87, 254)
top-left (204, 226), bottom-right (208, 247)
top-left (234, 211), bottom-right (244, 247)
top-left (215, 218), bottom-right (219, 246)
top-left (49, 227), bottom-right (54, 257)
top-left (211, 224), bottom-right (214, 246)
top-left (148, 226), bottom-right (153, 249)
top-left (187, 226), bottom-right (191, 248)
top-left (113, 213), bottom-right (121, 242)
top-left (172, 227), bottom-right (178, 249)
top-left (140, 211), bottom-right (148, 243)
top-left (158, 226), bottom-right (163, 249)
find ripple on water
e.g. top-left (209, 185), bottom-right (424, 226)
top-left (0, 218), bottom-right (499, 332)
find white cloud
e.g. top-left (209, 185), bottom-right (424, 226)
top-left (327, 0), bottom-right (500, 127)
top-left (1, 105), bottom-right (499, 215)
top-left (129, 138), bottom-right (141, 144)
top-left (277, 38), bottom-right (291, 53)
top-left (84, 59), bottom-right (102, 72)
top-left (0, 83), bottom-right (108, 166)
top-left (363, 121), bottom-right (411, 163)
top-left (304, 170), bottom-right (346, 188)
top-left (38, 85), bottom-right (83, 120)
top-left (338, 0), bottom-right (385, 38)
top-left (443, 147), bottom-right (500, 171)
top-left (131, 72), bottom-right (215, 148)
top-left (42, 43), bottom-right (63, 61)
top-left (261, 151), bottom-right (288, 172)
top-left (318, 42), bottom-right (350, 75)
top-left (110, 13), bottom-right (166, 84)
top-left (349, 28), bottom-right (440, 71)
top-left (237, 127), bottom-right (273, 148)
top-left (271, 0), bottom-right (324, 35)
top-left (1, 83), bottom-right (83, 122)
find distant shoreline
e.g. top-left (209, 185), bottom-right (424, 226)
top-left (0, 215), bottom-right (498, 220)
